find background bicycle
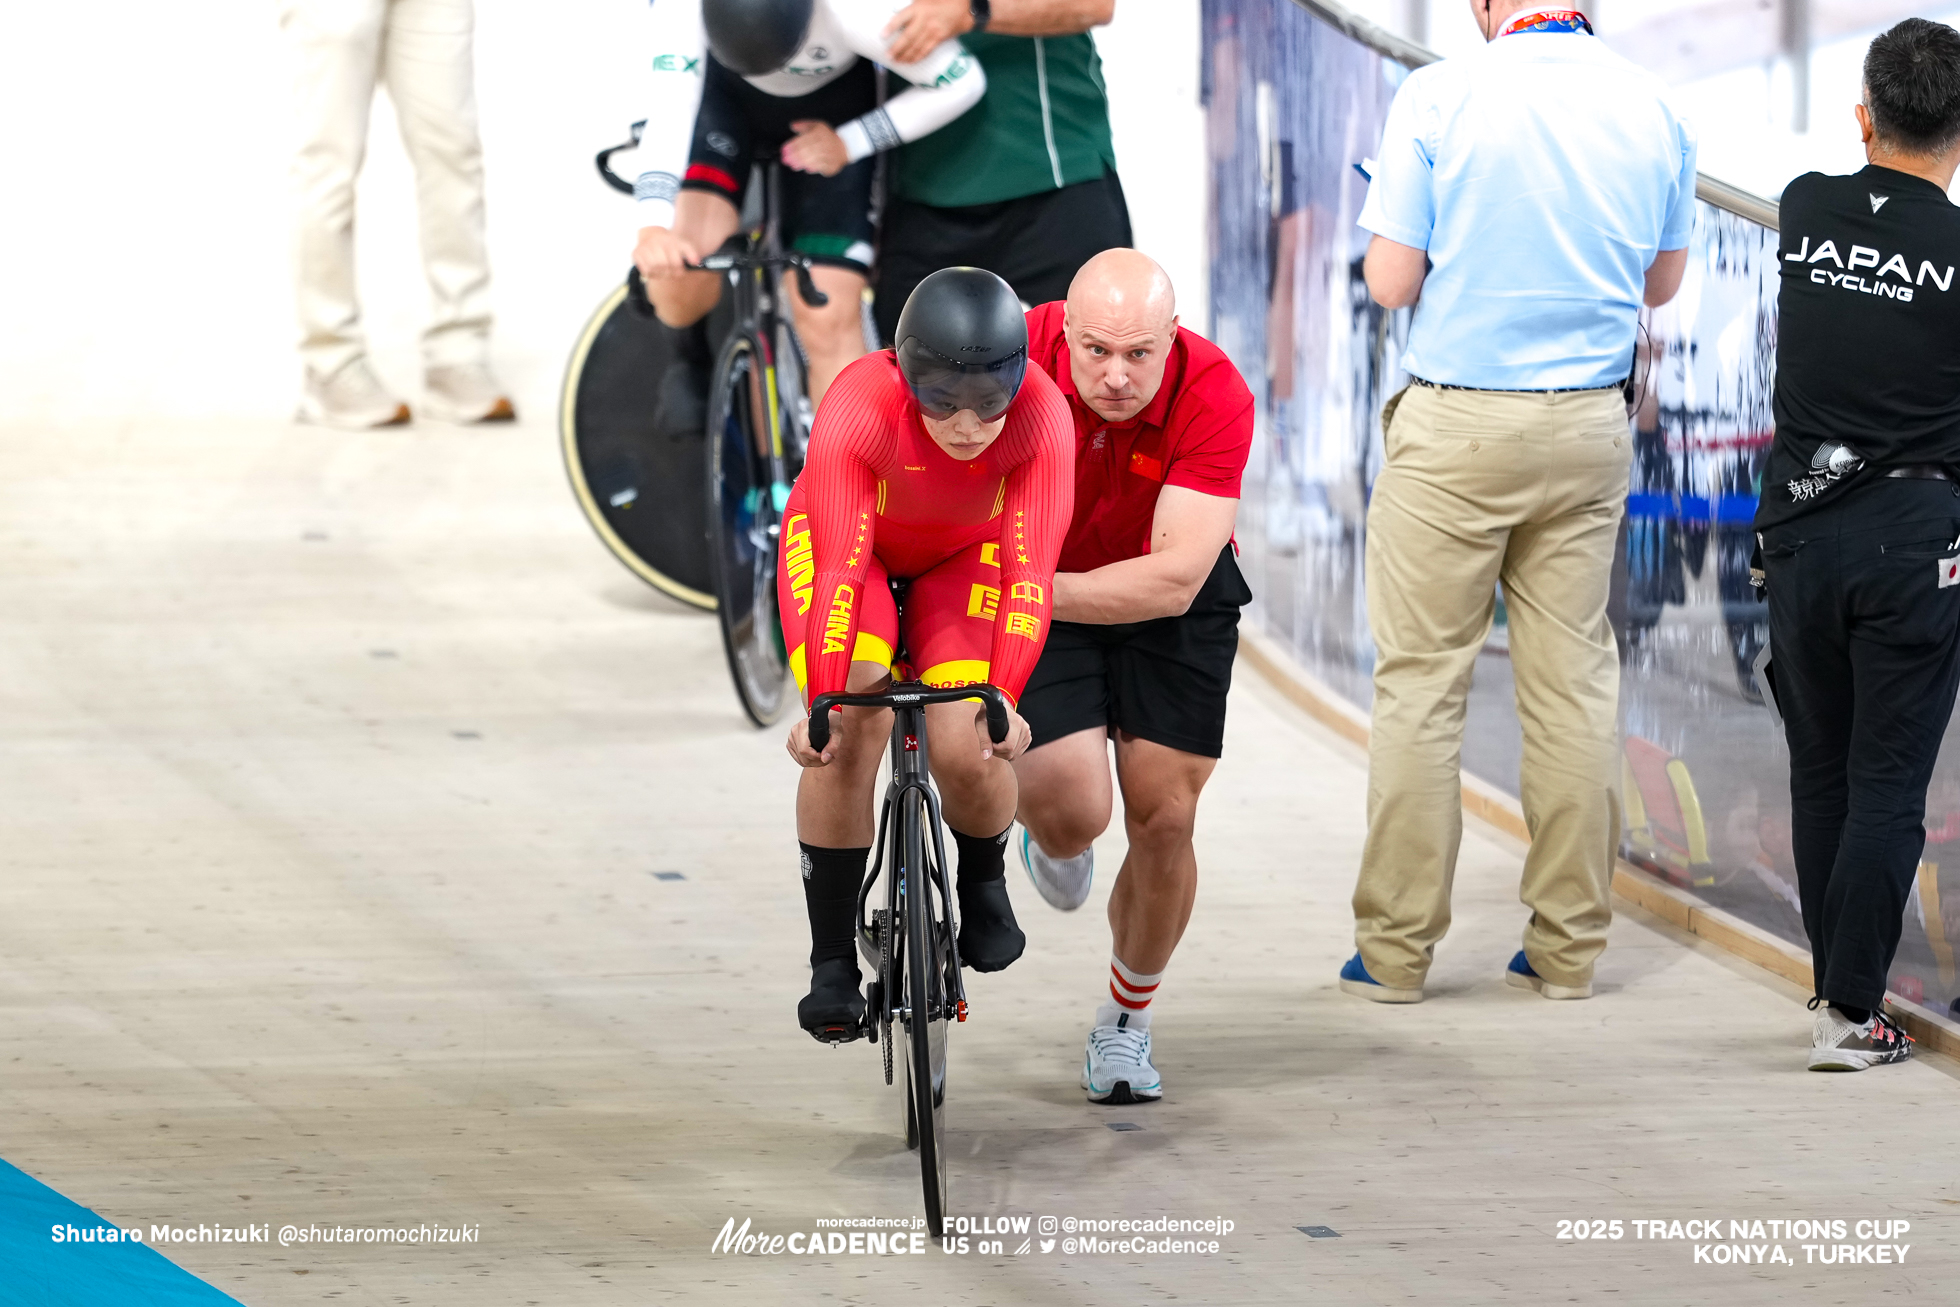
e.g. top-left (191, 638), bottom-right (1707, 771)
top-left (560, 124), bottom-right (825, 724)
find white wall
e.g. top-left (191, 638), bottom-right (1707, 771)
top-left (0, 1), bottom-right (1209, 424)
top-left (1097, 0), bottom-right (1210, 334)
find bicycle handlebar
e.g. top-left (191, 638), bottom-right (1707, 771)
top-left (807, 683), bottom-right (1011, 754)
top-left (595, 120), bottom-right (645, 196)
top-left (624, 254), bottom-right (829, 319)
top-left (689, 253), bottom-right (830, 309)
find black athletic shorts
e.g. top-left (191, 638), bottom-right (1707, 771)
top-left (1019, 547), bottom-right (1252, 759)
top-left (874, 170), bottom-right (1133, 344)
top-left (684, 56), bottom-right (878, 274)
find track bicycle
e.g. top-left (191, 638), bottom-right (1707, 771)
top-left (673, 220), bottom-right (828, 727)
top-left (806, 668), bottom-right (1011, 1240)
top-left (561, 128), bottom-right (825, 726)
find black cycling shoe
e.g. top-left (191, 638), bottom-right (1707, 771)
top-left (957, 877), bottom-right (1026, 973)
top-left (798, 957), bottom-right (866, 1043)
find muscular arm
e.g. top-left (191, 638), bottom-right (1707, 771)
top-left (1053, 486), bottom-right (1238, 624)
top-left (883, 0), bottom-right (1112, 65)
top-left (978, 0), bottom-right (1113, 34)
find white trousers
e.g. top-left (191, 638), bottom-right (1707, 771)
top-left (284, 0), bottom-right (493, 377)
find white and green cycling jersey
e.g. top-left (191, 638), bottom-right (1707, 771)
top-left (630, 0), bottom-right (985, 230)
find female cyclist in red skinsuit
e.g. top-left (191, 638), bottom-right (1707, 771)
top-left (779, 268), bottom-right (1074, 1038)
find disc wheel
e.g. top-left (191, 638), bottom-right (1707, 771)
top-left (705, 331), bottom-right (792, 726)
top-left (559, 279), bottom-right (716, 608)
top-left (901, 790), bottom-right (949, 1237)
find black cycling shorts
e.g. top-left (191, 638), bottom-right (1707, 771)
top-left (684, 55), bottom-right (878, 274)
top-left (1018, 547), bottom-right (1252, 759)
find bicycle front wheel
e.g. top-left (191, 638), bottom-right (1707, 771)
top-left (705, 331), bottom-right (792, 726)
top-left (901, 788), bottom-right (950, 1237)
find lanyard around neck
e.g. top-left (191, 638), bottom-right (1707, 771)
top-left (1498, 8), bottom-right (1594, 37)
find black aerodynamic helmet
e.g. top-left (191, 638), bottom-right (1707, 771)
top-left (702, 0), bottom-right (814, 77)
top-left (894, 268), bottom-right (1029, 422)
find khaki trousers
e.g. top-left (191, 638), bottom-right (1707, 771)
top-left (283, 0), bottom-right (493, 377)
top-left (1353, 383), bottom-right (1630, 990)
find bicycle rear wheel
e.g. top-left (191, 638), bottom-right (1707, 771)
top-left (901, 787), bottom-right (950, 1237)
top-left (559, 279), bottom-right (716, 608)
top-left (705, 331), bottom-right (792, 726)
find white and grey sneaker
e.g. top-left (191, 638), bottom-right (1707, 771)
top-left (298, 358), bottom-right (411, 430)
top-left (1020, 827), bottom-right (1093, 911)
top-left (423, 362), bottom-right (516, 424)
top-left (1082, 1021), bottom-right (1162, 1104)
top-left (1809, 1007), bottom-right (1914, 1071)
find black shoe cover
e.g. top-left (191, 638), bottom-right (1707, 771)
top-left (798, 957), bottom-right (865, 1040)
top-left (957, 877), bottom-right (1026, 973)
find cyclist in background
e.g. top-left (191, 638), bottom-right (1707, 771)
top-left (780, 269), bottom-right (1073, 1039)
top-left (629, 0), bottom-right (987, 406)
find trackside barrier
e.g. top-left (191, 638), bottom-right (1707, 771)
top-left (1209, 0), bottom-right (1960, 1049)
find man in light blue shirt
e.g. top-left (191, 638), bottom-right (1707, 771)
top-left (1358, 6), bottom-right (1697, 389)
top-left (1337, 3), bottom-right (1696, 1009)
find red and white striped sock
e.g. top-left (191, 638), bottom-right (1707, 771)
top-left (1095, 955), bottom-right (1164, 1030)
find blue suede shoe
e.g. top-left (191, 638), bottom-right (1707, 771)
top-left (1338, 951), bottom-right (1422, 1004)
top-left (1505, 950), bottom-right (1592, 1000)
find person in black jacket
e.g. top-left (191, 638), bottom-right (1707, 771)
top-left (1755, 18), bottom-right (1960, 1072)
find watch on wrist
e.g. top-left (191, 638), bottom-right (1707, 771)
top-left (969, 0), bottom-right (991, 32)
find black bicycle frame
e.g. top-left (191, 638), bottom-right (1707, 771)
top-left (621, 168), bottom-right (829, 519)
top-left (808, 683), bottom-right (1011, 1030)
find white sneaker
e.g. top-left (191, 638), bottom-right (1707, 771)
top-left (298, 358), bottom-right (411, 430)
top-left (423, 362), bottom-right (516, 424)
top-left (1020, 827), bottom-right (1093, 911)
top-left (1082, 1022), bottom-right (1162, 1104)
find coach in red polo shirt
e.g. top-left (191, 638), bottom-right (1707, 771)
top-left (1012, 248), bottom-right (1254, 1106)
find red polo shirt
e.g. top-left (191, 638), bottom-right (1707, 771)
top-left (1024, 300), bottom-right (1254, 574)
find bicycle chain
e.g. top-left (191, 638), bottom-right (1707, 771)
top-left (877, 908), bottom-right (894, 1085)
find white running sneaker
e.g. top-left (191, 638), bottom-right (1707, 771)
top-left (423, 362), bottom-right (516, 424)
top-left (1082, 1022), bottom-right (1162, 1104)
top-left (1020, 827), bottom-right (1093, 911)
top-left (298, 358), bottom-right (410, 430)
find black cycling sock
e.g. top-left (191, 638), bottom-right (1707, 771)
top-left (953, 825), bottom-right (1024, 972)
top-left (1832, 1003), bottom-right (1873, 1026)
top-left (952, 824), bottom-right (1011, 885)
top-left (800, 843), bottom-right (869, 972)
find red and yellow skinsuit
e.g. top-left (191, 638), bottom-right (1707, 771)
top-left (777, 351), bottom-right (1074, 703)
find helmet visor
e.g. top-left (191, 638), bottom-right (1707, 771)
top-left (898, 337), bottom-right (1027, 422)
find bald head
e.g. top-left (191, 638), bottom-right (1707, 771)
top-left (1062, 250), bottom-right (1180, 424)
top-left (1067, 248), bottom-right (1177, 331)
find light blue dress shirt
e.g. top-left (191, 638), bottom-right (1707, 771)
top-left (1358, 31), bottom-right (1699, 391)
